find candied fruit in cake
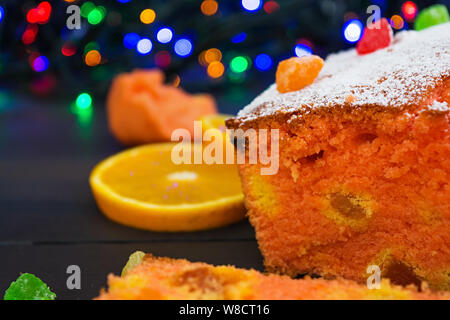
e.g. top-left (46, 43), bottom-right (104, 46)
top-left (276, 55), bottom-right (324, 93)
top-left (96, 254), bottom-right (450, 300)
top-left (415, 4), bottom-right (450, 31)
top-left (356, 18), bottom-right (393, 55)
top-left (226, 23), bottom-right (450, 290)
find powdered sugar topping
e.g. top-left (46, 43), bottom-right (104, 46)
top-left (235, 23), bottom-right (450, 124)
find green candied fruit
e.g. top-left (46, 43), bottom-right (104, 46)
top-left (121, 251), bottom-right (146, 277)
top-left (415, 4), bottom-right (450, 31)
top-left (4, 273), bottom-right (56, 300)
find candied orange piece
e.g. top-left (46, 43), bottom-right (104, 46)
top-left (107, 69), bottom-right (217, 145)
top-left (276, 55), bottom-right (324, 93)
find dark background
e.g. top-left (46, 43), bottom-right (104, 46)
top-left (0, 0), bottom-right (448, 299)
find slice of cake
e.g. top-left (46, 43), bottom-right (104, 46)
top-left (96, 253), bottom-right (449, 300)
top-left (226, 23), bottom-right (450, 290)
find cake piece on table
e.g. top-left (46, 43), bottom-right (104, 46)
top-left (226, 23), bottom-right (450, 290)
top-left (96, 254), bottom-right (449, 300)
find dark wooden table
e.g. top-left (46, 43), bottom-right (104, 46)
top-left (0, 94), bottom-right (263, 300)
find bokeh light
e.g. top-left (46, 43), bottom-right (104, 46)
top-left (201, 0), bottom-right (218, 16)
top-left (294, 43), bottom-right (312, 57)
top-left (231, 32), bottom-right (247, 43)
top-left (390, 15), bottom-right (405, 30)
top-left (156, 27), bottom-right (173, 43)
top-left (230, 56), bottom-right (249, 73)
top-left (27, 2), bottom-right (51, 24)
top-left (140, 9), bottom-right (156, 24)
top-left (83, 41), bottom-right (99, 54)
top-left (123, 33), bottom-right (140, 49)
top-left (174, 38), bottom-right (193, 57)
top-left (76, 93), bottom-right (92, 110)
top-left (241, 0), bottom-right (262, 12)
top-left (254, 54), bottom-right (272, 71)
top-left (343, 19), bottom-right (363, 43)
top-left (402, 1), bottom-right (418, 21)
top-left (204, 48), bottom-right (222, 64)
top-left (81, 2), bottom-right (95, 18)
top-left (0, 6), bottom-right (4, 23)
top-left (264, 1), bottom-right (280, 14)
top-left (22, 24), bottom-right (38, 45)
top-left (61, 42), bottom-right (77, 56)
top-left (155, 51), bottom-right (171, 68)
top-left (137, 38), bottom-right (153, 55)
top-left (32, 55), bottom-right (49, 72)
top-left (87, 8), bottom-right (104, 25)
top-left (207, 61), bottom-right (225, 78)
top-left (85, 50), bottom-right (101, 66)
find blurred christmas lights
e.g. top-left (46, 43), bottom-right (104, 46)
top-left (75, 93), bottom-right (93, 110)
top-left (230, 56), bottom-right (249, 73)
top-left (22, 24), bottom-right (38, 45)
top-left (27, 1), bottom-right (52, 24)
top-left (204, 48), bottom-right (222, 64)
top-left (174, 38), bottom-right (193, 57)
top-left (390, 15), bottom-right (405, 30)
top-left (231, 32), bottom-right (247, 43)
top-left (207, 61), bottom-right (225, 78)
top-left (32, 55), bottom-right (49, 72)
top-left (402, 1), bottom-right (418, 21)
top-left (140, 9), bottom-right (156, 24)
top-left (241, 0), bottom-right (262, 12)
top-left (61, 42), bottom-right (77, 56)
top-left (85, 50), bottom-right (101, 66)
top-left (264, 1), bottom-right (280, 14)
top-left (254, 54), bottom-right (272, 71)
top-left (343, 19), bottom-right (363, 43)
top-left (123, 33), bottom-right (140, 49)
top-left (201, 0), bottom-right (219, 16)
top-left (84, 42), bottom-right (100, 54)
top-left (81, 2), bottom-right (95, 18)
top-left (87, 7), bottom-right (105, 25)
top-left (156, 27), bottom-right (173, 43)
top-left (155, 51), bottom-right (171, 68)
top-left (137, 38), bottom-right (153, 55)
top-left (294, 43), bottom-right (312, 57)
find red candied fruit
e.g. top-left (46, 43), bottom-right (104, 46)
top-left (357, 18), bottom-right (393, 55)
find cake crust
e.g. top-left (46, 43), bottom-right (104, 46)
top-left (226, 23), bottom-right (450, 130)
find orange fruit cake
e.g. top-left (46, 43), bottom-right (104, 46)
top-left (96, 253), bottom-right (450, 300)
top-left (226, 23), bottom-right (450, 290)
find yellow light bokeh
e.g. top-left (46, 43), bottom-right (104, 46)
top-left (204, 48), bottom-right (222, 64)
top-left (201, 0), bottom-right (218, 16)
top-left (140, 9), bottom-right (156, 24)
top-left (85, 50), bottom-right (101, 67)
top-left (207, 61), bottom-right (225, 78)
top-left (198, 51), bottom-right (207, 66)
top-left (390, 15), bottom-right (404, 30)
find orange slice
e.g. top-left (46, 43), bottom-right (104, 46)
top-left (198, 114), bottom-right (235, 159)
top-left (199, 113), bottom-right (233, 133)
top-left (89, 143), bottom-right (245, 232)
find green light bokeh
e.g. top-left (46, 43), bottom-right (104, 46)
top-left (81, 2), bottom-right (95, 18)
top-left (230, 56), bottom-right (249, 73)
top-left (88, 8), bottom-right (104, 25)
top-left (76, 93), bottom-right (92, 110)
